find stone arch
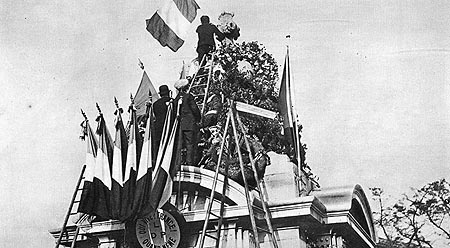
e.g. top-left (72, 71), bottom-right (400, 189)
top-left (170, 166), bottom-right (248, 212)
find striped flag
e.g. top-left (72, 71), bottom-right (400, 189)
top-left (91, 113), bottom-right (114, 219)
top-left (120, 104), bottom-right (140, 221)
top-left (110, 105), bottom-right (128, 220)
top-left (278, 47), bottom-right (302, 164)
top-left (146, 0), bottom-right (200, 52)
top-left (150, 101), bottom-right (180, 209)
top-left (133, 105), bottom-right (154, 218)
top-left (77, 119), bottom-right (98, 215)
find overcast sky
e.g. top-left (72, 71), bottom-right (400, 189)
top-left (1, 0), bottom-right (450, 247)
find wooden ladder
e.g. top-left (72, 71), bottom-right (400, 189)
top-left (198, 102), bottom-right (279, 248)
top-left (188, 52), bottom-right (216, 116)
top-left (54, 165), bottom-right (87, 248)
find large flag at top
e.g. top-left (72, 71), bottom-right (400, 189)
top-left (278, 47), bottom-right (300, 164)
top-left (78, 118), bottom-right (98, 215)
top-left (146, 0), bottom-right (200, 52)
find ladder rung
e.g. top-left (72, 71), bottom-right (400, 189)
top-left (196, 73), bottom-right (209, 77)
top-left (252, 205), bottom-right (264, 212)
top-left (205, 233), bottom-right (219, 240)
top-left (191, 83), bottom-right (207, 88)
top-left (256, 226), bottom-right (271, 233)
top-left (209, 212), bottom-right (220, 218)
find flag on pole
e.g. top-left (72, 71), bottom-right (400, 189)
top-left (91, 111), bottom-right (114, 219)
top-left (146, 0), bottom-right (200, 52)
top-left (120, 102), bottom-right (140, 221)
top-left (110, 102), bottom-right (128, 220)
top-left (150, 101), bottom-right (180, 209)
top-left (134, 71), bottom-right (159, 118)
top-left (78, 117), bottom-right (98, 215)
top-left (133, 104), bottom-right (154, 218)
top-left (278, 47), bottom-right (300, 163)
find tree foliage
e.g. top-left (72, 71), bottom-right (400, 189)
top-left (371, 179), bottom-right (450, 248)
top-left (212, 41), bottom-right (285, 153)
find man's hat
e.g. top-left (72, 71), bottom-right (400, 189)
top-left (159, 85), bottom-right (170, 95)
top-left (174, 79), bottom-right (189, 90)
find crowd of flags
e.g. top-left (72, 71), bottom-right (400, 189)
top-left (77, 73), bottom-right (180, 222)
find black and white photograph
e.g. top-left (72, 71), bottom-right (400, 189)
top-left (1, 1), bottom-right (449, 247)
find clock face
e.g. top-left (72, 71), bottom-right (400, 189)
top-left (136, 209), bottom-right (181, 248)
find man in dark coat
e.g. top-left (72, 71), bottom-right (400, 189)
top-left (152, 85), bottom-right (172, 157)
top-left (196, 15), bottom-right (225, 66)
top-left (174, 79), bottom-right (201, 166)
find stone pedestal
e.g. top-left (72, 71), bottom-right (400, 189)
top-left (264, 152), bottom-right (300, 201)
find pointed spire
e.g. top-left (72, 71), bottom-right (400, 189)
top-left (114, 97), bottom-right (123, 115)
top-left (81, 108), bottom-right (88, 121)
top-left (138, 58), bottom-right (144, 70)
top-left (80, 108), bottom-right (88, 140)
top-left (96, 103), bottom-right (102, 115)
top-left (129, 94), bottom-right (136, 113)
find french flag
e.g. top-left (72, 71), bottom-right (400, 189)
top-left (146, 0), bottom-right (200, 52)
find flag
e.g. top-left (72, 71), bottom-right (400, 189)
top-left (134, 71), bottom-right (159, 118)
top-left (150, 102), bottom-right (180, 209)
top-left (146, 0), bottom-right (200, 52)
top-left (110, 106), bottom-right (128, 219)
top-left (91, 113), bottom-right (114, 219)
top-left (120, 104), bottom-right (140, 221)
top-left (78, 119), bottom-right (98, 215)
top-left (133, 105), bottom-right (154, 218)
top-left (278, 47), bottom-right (299, 163)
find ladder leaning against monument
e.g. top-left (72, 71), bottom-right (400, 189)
top-left (54, 164), bottom-right (88, 248)
top-left (198, 102), bottom-right (279, 248)
top-left (187, 51), bottom-right (216, 116)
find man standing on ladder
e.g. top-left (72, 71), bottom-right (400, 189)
top-left (174, 79), bottom-right (202, 166)
top-left (196, 15), bottom-right (224, 66)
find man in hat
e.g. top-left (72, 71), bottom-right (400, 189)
top-left (196, 15), bottom-right (225, 66)
top-left (174, 79), bottom-right (201, 166)
top-left (153, 84), bottom-right (172, 157)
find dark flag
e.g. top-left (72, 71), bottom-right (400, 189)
top-left (91, 112), bottom-right (114, 219)
top-left (134, 71), bottom-right (159, 119)
top-left (150, 101), bottom-right (180, 209)
top-left (278, 47), bottom-right (300, 163)
top-left (110, 103), bottom-right (128, 220)
top-left (78, 118), bottom-right (98, 215)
